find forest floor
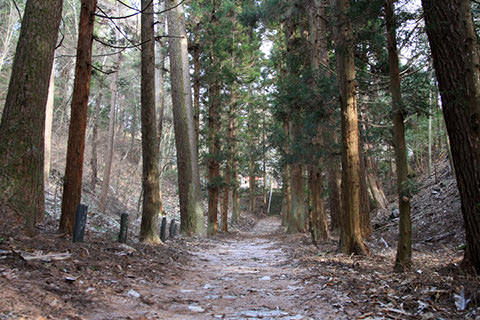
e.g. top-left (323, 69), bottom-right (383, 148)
top-left (0, 210), bottom-right (479, 320)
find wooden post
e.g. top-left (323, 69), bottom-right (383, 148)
top-left (169, 219), bottom-right (176, 238)
top-left (118, 213), bottom-right (129, 243)
top-left (160, 216), bottom-right (167, 242)
top-left (72, 204), bottom-right (88, 242)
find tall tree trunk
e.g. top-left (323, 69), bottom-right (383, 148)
top-left (207, 76), bottom-right (220, 236)
top-left (155, 2), bottom-right (166, 216)
top-left (221, 105), bottom-right (234, 232)
top-left (359, 143), bottom-right (371, 238)
top-left (309, 166), bottom-right (329, 242)
top-left (139, 0), bottom-right (161, 243)
top-left (422, 0), bottom-right (480, 273)
top-left (44, 58), bottom-right (56, 187)
top-left (248, 150), bottom-right (256, 212)
top-left (167, 0), bottom-right (205, 235)
top-left (0, 0), bottom-right (63, 230)
top-left (289, 123), bottom-right (305, 233)
top-left (231, 111), bottom-right (240, 224)
top-left (333, 0), bottom-right (368, 255)
top-left (385, 0), bottom-right (412, 271)
top-left (207, 4), bottom-right (221, 235)
top-left (285, 17), bottom-right (305, 233)
top-left (59, 0), bottom-right (96, 234)
top-left (98, 54), bottom-right (121, 213)
top-left (308, 0), bottom-right (330, 240)
top-left (192, 43), bottom-right (201, 150)
top-left (90, 92), bottom-right (103, 192)
top-left (327, 158), bottom-right (341, 231)
top-left (282, 120), bottom-right (292, 227)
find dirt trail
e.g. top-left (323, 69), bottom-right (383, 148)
top-left (85, 216), bottom-right (331, 320)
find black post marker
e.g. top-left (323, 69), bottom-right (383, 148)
top-left (118, 213), bottom-right (129, 243)
top-left (169, 219), bottom-right (176, 238)
top-left (73, 204), bottom-right (88, 242)
top-left (173, 223), bottom-right (178, 237)
top-left (160, 216), bottom-right (167, 242)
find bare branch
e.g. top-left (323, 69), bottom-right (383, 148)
top-left (55, 18), bottom-right (66, 50)
top-left (115, 0), bottom-right (141, 12)
top-left (96, 0), bottom-right (186, 20)
top-left (10, 0), bottom-right (22, 21)
top-left (91, 63), bottom-right (119, 75)
top-left (56, 50), bottom-right (126, 59)
top-left (156, 0), bottom-right (186, 15)
top-left (95, 0), bottom-right (153, 20)
top-left (96, 6), bottom-right (142, 51)
top-left (93, 35), bottom-right (149, 50)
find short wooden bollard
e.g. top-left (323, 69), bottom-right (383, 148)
top-left (73, 204), bottom-right (88, 243)
top-left (169, 219), bottom-right (176, 238)
top-left (118, 213), bottom-right (129, 243)
top-left (160, 217), bottom-right (167, 242)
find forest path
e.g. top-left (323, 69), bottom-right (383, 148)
top-left (88, 216), bottom-right (332, 320)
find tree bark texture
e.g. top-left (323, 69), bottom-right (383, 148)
top-left (359, 145), bottom-right (371, 238)
top-left (285, 18), bottom-right (305, 233)
top-left (193, 43), bottom-right (201, 150)
top-left (221, 105), bottom-right (234, 232)
top-left (289, 145), bottom-right (305, 232)
top-left (334, 0), bottom-right (368, 255)
top-left (327, 158), bottom-right (341, 231)
top-left (422, 0), bottom-right (480, 273)
top-left (0, 0), bottom-right (63, 230)
top-left (282, 121), bottom-right (292, 228)
top-left (207, 76), bottom-right (221, 236)
top-left (307, 0), bottom-right (329, 241)
top-left (231, 113), bottom-right (240, 224)
top-left (309, 166), bottom-right (329, 242)
top-left (167, 0), bottom-right (205, 235)
top-left (139, 0), bottom-right (161, 243)
top-left (155, 4), bottom-right (166, 217)
top-left (155, 2), bottom-right (166, 150)
top-left (59, 0), bottom-right (97, 234)
top-left (385, 0), bottom-right (412, 271)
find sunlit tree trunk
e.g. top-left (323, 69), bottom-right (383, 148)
top-left (167, 0), bottom-right (205, 235)
top-left (333, 0), bottom-right (368, 255)
top-left (422, 0), bottom-right (480, 273)
top-left (308, 0), bottom-right (329, 241)
top-left (139, 0), bottom-right (161, 243)
top-left (0, 0), bottom-right (63, 230)
top-left (59, 0), bottom-right (97, 234)
top-left (44, 59), bottom-right (55, 187)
